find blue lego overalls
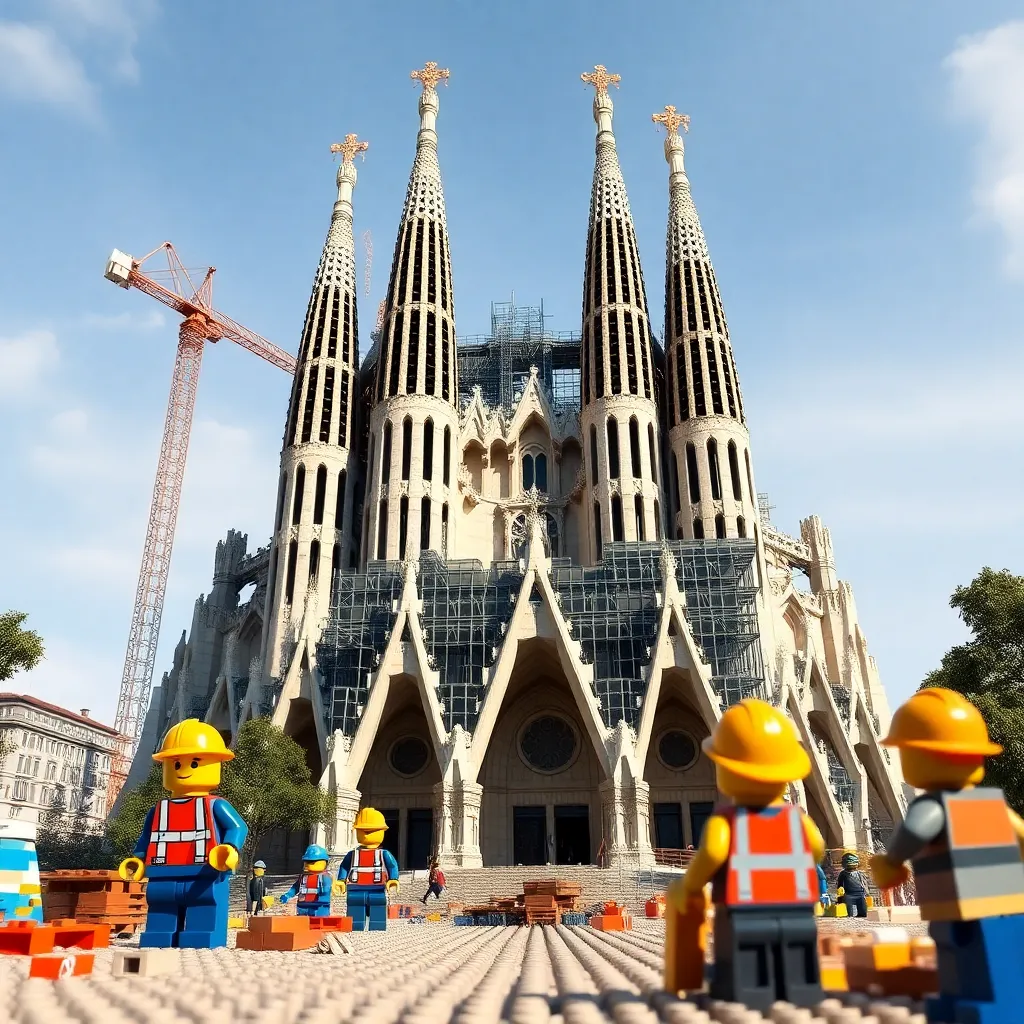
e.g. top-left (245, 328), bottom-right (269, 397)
top-left (133, 795), bottom-right (247, 949)
top-left (340, 845), bottom-right (399, 931)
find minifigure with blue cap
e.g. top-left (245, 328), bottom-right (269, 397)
top-left (278, 844), bottom-right (342, 917)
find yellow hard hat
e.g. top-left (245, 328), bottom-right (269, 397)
top-left (702, 699), bottom-right (811, 783)
top-left (354, 807), bottom-right (387, 831)
top-left (153, 719), bottom-right (234, 763)
top-left (881, 688), bottom-right (1001, 756)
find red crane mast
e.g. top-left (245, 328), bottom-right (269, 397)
top-left (103, 243), bottom-right (295, 804)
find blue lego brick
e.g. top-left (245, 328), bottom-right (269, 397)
top-left (452, 915), bottom-right (474, 926)
top-left (561, 912), bottom-right (587, 925)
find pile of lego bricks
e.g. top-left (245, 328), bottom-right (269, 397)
top-left (40, 870), bottom-right (146, 936)
top-left (818, 927), bottom-right (938, 998)
top-left (451, 879), bottom-right (585, 926)
top-left (235, 914), bottom-right (353, 951)
top-left (0, 918), bottom-right (110, 979)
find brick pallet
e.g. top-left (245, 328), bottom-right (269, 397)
top-left (41, 870), bottom-right (146, 937)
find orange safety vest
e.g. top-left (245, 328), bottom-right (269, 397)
top-left (347, 847), bottom-right (385, 886)
top-left (713, 803), bottom-right (817, 907)
top-left (912, 787), bottom-right (1024, 921)
top-left (298, 871), bottom-right (323, 902)
top-left (145, 797), bottom-right (218, 867)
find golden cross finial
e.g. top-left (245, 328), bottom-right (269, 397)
top-left (652, 105), bottom-right (690, 137)
top-left (411, 61), bottom-right (450, 92)
top-left (330, 133), bottom-right (369, 164)
top-left (581, 65), bottom-right (621, 95)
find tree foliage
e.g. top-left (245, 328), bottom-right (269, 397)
top-left (218, 717), bottom-right (336, 868)
top-left (0, 610), bottom-right (44, 682)
top-left (924, 567), bottom-right (1024, 812)
top-left (36, 796), bottom-right (111, 872)
top-left (105, 763), bottom-right (166, 861)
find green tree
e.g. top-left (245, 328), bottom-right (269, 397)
top-left (36, 796), bottom-right (111, 871)
top-left (105, 763), bottom-right (166, 862)
top-left (217, 717), bottom-right (336, 868)
top-left (0, 610), bottom-right (44, 681)
top-left (924, 567), bottom-right (1024, 812)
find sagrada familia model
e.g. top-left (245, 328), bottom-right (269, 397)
top-left (125, 63), bottom-right (908, 870)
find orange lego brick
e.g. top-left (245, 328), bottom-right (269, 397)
top-left (387, 905), bottom-right (399, 919)
top-left (820, 957), bottom-right (848, 992)
top-left (29, 952), bottom-right (95, 979)
top-left (233, 930), bottom-right (265, 951)
top-left (589, 915), bottom-right (625, 931)
top-left (246, 915), bottom-right (310, 934)
top-left (0, 920), bottom-right (56, 956)
top-left (52, 921), bottom-right (110, 950)
top-left (262, 929), bottom-right (321, 951)
top-left (307, 916), bottom-right (352, 932)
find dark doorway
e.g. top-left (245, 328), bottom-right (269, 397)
top-left (513, 805), bottom-right (546, 865)
top-left (380, 809), bottom-right (400, 864)
top-left (406, 808), bottom-right (434, 870)
top-left (554, 805), bottom-right (591, 865)
top-left (689, 801), bottom-right (715, 847)
top-left (653, 802), bottom-right (684, 849)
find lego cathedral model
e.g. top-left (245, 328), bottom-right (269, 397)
top-left (125, 64), bottom-right (908, 870)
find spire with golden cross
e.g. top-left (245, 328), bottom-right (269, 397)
top-left (652, 105), bottom-right (690, 137)
top-left (581, 64), bottom-right (621, 95)
top-left (411, 61), bottom-right (450, 92)
top-left (330, 133), bottom-right (369, 164)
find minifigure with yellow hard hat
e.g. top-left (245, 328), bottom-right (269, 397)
top-left (118, 719), bottom-right (247, 949)
top-left (337, 807), bottom-right (399, 931)
top-left (665, 698), bottom-right (825, 1011)
top-left (870, 687), bottom-right (1024, 1023)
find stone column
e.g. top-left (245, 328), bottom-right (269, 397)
top-left (332, 786), bottom-right (362, 856)
top-left (601, 778), bottom-right (656, 868)
top-left (433, 780), bottom-right (483, 867)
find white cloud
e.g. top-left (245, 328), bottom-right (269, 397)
top-left (0, 329), bottom-right (60, 397)
top-left (46, 0), bottom-right (157, 83)
top-left (0, 22), bottom-right (96, 117)
top-left (81, 309), bottom-right (166, 331)
top-left (946, 21), bottom-right (1024, 275)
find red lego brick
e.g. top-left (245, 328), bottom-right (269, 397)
top-left (29, 952), bottom-right (95, 979)
top-left (52, 921), bottom-right (110, 950)
top-left (307, 916), bottom-right (352, 932)
top-left (0, 921), bottom-right (56, 956)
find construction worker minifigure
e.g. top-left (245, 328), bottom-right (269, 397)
top-left (337, 807), bottom-right (399, 931)
top-left (665, 699), bottom-right (825, 1011)
top-left (835, 852), bottom-right (869, 918)
top-left (870, 688), bottom-right (1024, 1023)
top-left (248, 860), bottom-right (268, 915)
top-left (278, 844), bottom-right (343, 917)
top-left (118, 720), bottom-right (247, 949)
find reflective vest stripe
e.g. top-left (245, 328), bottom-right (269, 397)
top-left (348, 848), bottom-right (384, 884)
top-left (298, 872), bottom-right (321, 901)
top-left (147, 798), bottom-right (214, 866)
top-left (728, 805), bottom-right (814, 905)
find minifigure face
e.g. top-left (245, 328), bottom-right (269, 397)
top-left (356, 827), bottom-right (386, 850)
top-left (162, 753), bottom-right (222, 795)
top-left (303, 859), bottom-right (328, 872)
top-left (715, 764), bottom-right (788, 806)
top-left (899, 748), bottom-right (985, 791)
top-left (253, 867), bottom-right (265, 877)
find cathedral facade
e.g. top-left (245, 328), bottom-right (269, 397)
top-left (128, 64), bottom-right (908, 871)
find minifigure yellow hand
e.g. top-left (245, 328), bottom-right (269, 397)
top-left (208, 844), bottom-right (239, 873)
top-left (869, 853), bottom-right (910, 890)
top-left (836, 887), bottom-right (845, 897)
top-left (118, 857), bottom-right (145, 881)
top-left (331, 880), bottom-right (344, 896)
top-left (385, 879), bottom-right (399, 895)
top-left (261, 895), bottom-right (275, 909)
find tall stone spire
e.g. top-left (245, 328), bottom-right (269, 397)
top-left (654, 106), bottom-right (758, 542)
top-left (579, 66), bottom-right (664, 563)
top-left (363, 62), bottom-right (459, 566)
top-left (261, 134), bottom-right (367, 682)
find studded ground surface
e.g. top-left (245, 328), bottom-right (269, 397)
top-left (0, 920), bottom-right (930, 1024)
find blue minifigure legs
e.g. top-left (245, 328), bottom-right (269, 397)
top-left (296, 902), bottom-right (332, 917)
top-left (926, 915), bottom-right (1024, 1024)
top-left (140, 871), bottom-right (231, 950)
top-left (347, 886), bottom-right (388, 931)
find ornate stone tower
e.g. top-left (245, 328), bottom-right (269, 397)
top-left (654, 106), bottom-right (760, 543)
top-left (261, 134), bottom-right (367, 681)
top-left (580, 66), bottom-right (664, 564)
top-left (364, 62), bottom-right (459, 566)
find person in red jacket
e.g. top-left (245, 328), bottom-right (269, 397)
top-left (421, 856), bottom-right (445, 904)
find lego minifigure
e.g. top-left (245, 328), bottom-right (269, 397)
top-left (248, 860), bottom-right (268, 915)
top-left (337, 807), bottom-right (399, 931)
top-left (836, 852), bottom-right (869, 918)
top-left (278, 844), bottom-right (342, 917)
top-left (870, 687), bottom-right (1024, 1023)
top-left (118, 719), bottom-right (247, 949)
top-left (665, 698), bottom-right (825, 1011)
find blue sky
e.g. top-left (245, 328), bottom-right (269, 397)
top-left (1, 1), bottom-right (1022, 728)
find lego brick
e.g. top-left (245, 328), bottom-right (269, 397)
top-left (590, 915), bottom-right (626, 931)
top-left (561, 912), bottom-right (587, 925)
top-left (246, 914), bottom-right (310, 934)
top-left (387, 905), bottom-right (399, 919)
top-left (228, 917), bottom-right (245, 929)
top-left (29, 952), bottom-right (95, 979)
top-left (867, 906), bottom-right (891, 922)
top-left (111, 948), bottom-right (179, 977)
top-left (307, 916), bottom-right (352, 932)
top-left (820, 958), bottom-right (848, 992)
top-left (425, 913), bottom-right (441, 922)
top-left (0, 920), bottom-right (56, 955)
top-left (262, 929), bottom-right (321, 951)
top-left (887, 905), bottom-right (922, 923)
top-left (233, 930), bottom-right (265, 951)
top-left (51, 921), bottom-right (110, 950)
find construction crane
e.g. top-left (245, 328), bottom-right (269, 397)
top-left (103, 242), bottom-right (296, 805)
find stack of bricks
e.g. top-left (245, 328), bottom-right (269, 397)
top-left (235, 916), bottom-right (321, 951)
top-left (589, 902), bottom-right (633, 931)
top-left (41, 870), bottom-right (146, 936)
top-left (843, 928), bottom-right (938, 998)
top-left (0, 918), bottom-right (110, 979)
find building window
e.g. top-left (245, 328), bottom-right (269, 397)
top-left (443, 427), bottom-right (451, 486)
top-left (634, 494), bottom-right (645, 541)
top-left (522, 453), bottom-right (534, 491)
top-left (275, 472), bottom-right (287, 532)
top-left (728, 441), bottom-right (742, 501)
top-left (390, 737), bottom-right (429, 777)
top-left (647, 423), bottom-right (658, 483)
top-left (629, 418), bottom-right (642, 478)
top-left (519, 715), bottom-right (577, 774)
top-left (292, 464), bottom-right (305, 525)
top-left (284, 540), bottom-right (298, 603)
top-left (590, 425), bottom-right (599, 485)
top-left (308, 539), bottom-right (320, 582)
top-left (685, 443), bottom-right (701, 503)
top-left (611, 494), bottom-right (624, 542)
top-left (594, 502), bottom-right (603, 560)
top-left (745, 448), bottom-right (755, 508)
top-left (715, 514), bottom-right (726, 539)
top-left (707, 439), bottom-right (722, 501)
top-left (693, 518), bottom-right (705, 539)
top-left (398, 496), bottom-right (409, 559)
top-left (423, 419), bottom-right (434, 481)
top-left (535, 453), bottom-right (547, 492)
top-left (420, 497), bottom-right (431, 551)
top-left (313, 465), bottom-right (327, 525)
top-left (653, 499), bottom-right (661, 540)
top-left (382, 422), bottom-right (392, 481)
top-left (607, 417), bottom-right (620, 479)
top-left (331, 543), bottom-right (341, 580)
top-left (441, 503), bottom-right (449, 557)
top-left (376, 502), bottom-right (388, 560)
top-left (401, 417), bottom-right (412, 481)
top-left (657, 730), bottom-right (698, 771)
top-left (737, 515), bottom-right (746, 538)
top-left (336, 470), bottom-right (347, 530)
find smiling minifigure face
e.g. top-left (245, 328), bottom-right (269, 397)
top-left (356, 827), bottom-right (386, 850)
top-left (253, 866), bottom-right (265, 877)
top-left (161, 753), bottom-right (222, 796)
top-left (303, 859), bottom-right (328, 873)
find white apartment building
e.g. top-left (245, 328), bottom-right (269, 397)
top-left (0, 694), bottom-right (120, 827)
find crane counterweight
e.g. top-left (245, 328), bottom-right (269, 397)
top-left (104, 250), bottom-right (133, 288)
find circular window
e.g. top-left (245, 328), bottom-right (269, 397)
top-left (658, 730), bottom-right (698, 771)
top-left (390, 737), bottom-right (429, 777)
top-left (519, 715), bottom-right (577, 774)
